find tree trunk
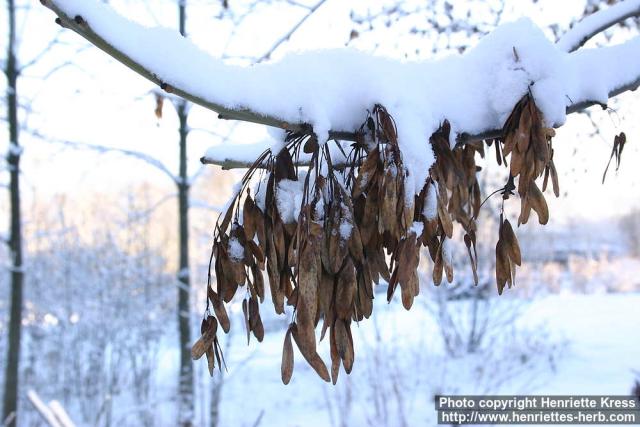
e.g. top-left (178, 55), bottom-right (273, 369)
top-left (3, 0), bottom-right (24, 426)
top-left (176, 3), bottom-right (194, 426)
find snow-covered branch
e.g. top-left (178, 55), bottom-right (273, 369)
top-left (41, 0), bottom-right (338, 138)
top-left (42, 0), bottom-right (640, 181)
top-left (557, 0), bottom-right (640, 53)
top-left (200, 138), bottom-right (352, 170)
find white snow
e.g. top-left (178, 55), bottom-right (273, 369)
top-left (339, 218), bottom-right (353, 240)
top-left (8, 142), bottom-right (23, 156)
top-left (423, 182), bottom-right (438, 220)
top-left (557, 0), bottom-right (640, 52)
top-left (202, 292), bottom-right (640, 426)
top-left (49, 0), bottom-right (640, 196)
top-left (276, 179), bottom-right (304, 224)
top-left (203, 137), bottom-right (349, 166)
top-left (442, 237), bottom-right (454, 267)
top-left (410, 221), bottom-right (424, 237)
top-left (177, 267), bottom-right (189, 280)
top-left (227, 237), bottom-right (244, 262)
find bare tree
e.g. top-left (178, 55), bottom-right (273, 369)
top-left (3, 1), bottom-right (24, 425)
top-left (12, 191), bottom-right (176, 427)
top-left (175, 4), bottom-right (194, 424)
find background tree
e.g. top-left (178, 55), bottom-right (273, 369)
top-left (3, 1), bottom-right (23, 424)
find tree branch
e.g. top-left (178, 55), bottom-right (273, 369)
top-left (200, 138), bottom-right (354, 170)
top-left (457, 72), bottom-right (640, 146)
top-left (557, 0), bottom-right (640, 53)
top-left (41, 0), bottom-right (640, 164)
top-left (40, 0), bottom-right (356, 141)
top-left (256, 0), bottom-right (327, 63)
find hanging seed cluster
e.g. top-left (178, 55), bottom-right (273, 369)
top-left (193, 95), bottom-right (566, 383)
top-left (499, 93), bottom-right (559, 225)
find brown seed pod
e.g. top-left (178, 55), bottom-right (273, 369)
top-left (291, 323), bottom-right (330, 382)
top-left (528, 181), bottom-right (549, 225)
top-left (329, 324), bottom-right (341, 385)
top-left (208, 288), bottom-right (230, 334)
top-left (296, 242), bottom-right (320, 346)
top-left (191, 316), bottom-right (218, 360)
top-left (335, 258), bottom-right (356, 320)
top-left (495, 240), bottom-right (509, 295)
top-left (281, 326), bottom-right (294, 385)
top-left (500, 219), bottom-right (522, 266)
top-left (205, 347), bottom-right (215, 376)
top-left (195, 99), bottom-right (565, 383)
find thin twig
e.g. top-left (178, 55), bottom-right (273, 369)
top-left (256, 0), bottom-right (328, 63)
top-left (557, 0), bottom-right (640, 52)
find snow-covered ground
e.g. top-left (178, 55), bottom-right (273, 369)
top-left (527, 293), bottom-right (640, 395)
top-left (171, 291), bottom-right (640, 427)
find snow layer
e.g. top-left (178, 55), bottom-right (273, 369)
top-left (228, 237), bottom-right (244, 262)
top-left (557, 0), bottom-right (640, 52)
top-left (52, 0), bottom-right (640, 195)
top-left (276, 179), bottom-right (304, 224)
top-left (423, 182), bottom-right (438, 221)
top-left (203, 138), bottom-right (349, 166)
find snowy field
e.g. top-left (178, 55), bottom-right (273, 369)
top-left (156, 291), bottom-right (640, 427)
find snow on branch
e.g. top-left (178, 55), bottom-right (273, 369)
top-left (42, 0), bottom-right (640, 175)
top-left (200, 138), bottom-right (352, 170)
top-left (557, 0), bottom-right (640, 53)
